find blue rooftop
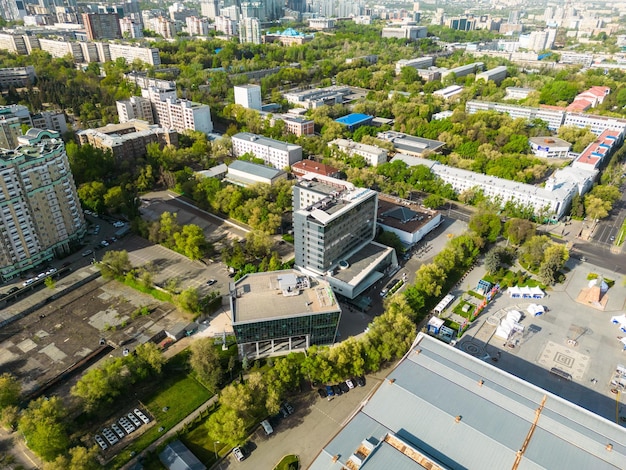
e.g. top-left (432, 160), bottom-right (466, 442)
top-left (335, 113), bottom-right (373, 126)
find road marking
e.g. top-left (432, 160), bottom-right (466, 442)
top-left (311, 404), bottom-right (341, 425)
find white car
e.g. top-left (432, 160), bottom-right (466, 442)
top-left (233, 447), bottom-right (245, 461)
top-left (345, 379), bottom-right (355, 389)
top-left (134, 408), bottom-right (150, 424)
top-left (113, 221), bottom-right (125, 228)
top-left (95, 435), bottom-right (108, 450)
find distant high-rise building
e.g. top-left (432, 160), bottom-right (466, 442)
top-left (82, 12), bottom-right (122, 40)
top-left (119, 17), bottom-right (144, 38)
top-left (234, 84), bottom-right (262, 110)
top-left (0, 0), bottom-right (26, 21)
top-left (239, 17), bottom-right (261, 44)
top-left (200, 0), bottom-right (219, 19)
top-left (0, 129), bottom-right (85, 281)
top-left (185, 16), bottom-right (210, 36)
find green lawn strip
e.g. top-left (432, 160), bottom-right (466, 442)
top-left (274, 454), bottom-right (299, 470)
top-left (106, 373), bottom-right (212, 469)
top-left (452, 300), bottom-right (475, 319)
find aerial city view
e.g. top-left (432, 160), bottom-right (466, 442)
top-left (2, 0), bottom-right (626, 468)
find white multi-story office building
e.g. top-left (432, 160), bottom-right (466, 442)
top-left (293, 175), bottom-right (397, 299)
top-left (466, 100), bottom-right (566, 131)
top-left (563, 113), bottom-right (626, 136)
top-left (433, 85), bottom-right (464, 100)
top-left (232, 132), bottom-right (302, 169)
top-left (0, 65), bottom-right (35, 89)
top-left (153, 98), bottom-right (213, 134)
top-left (395, 56), bottom-right (434, 75)
top-left (475, 65), bottom-right (508, 84)
top-left (116, 96), bottom-right (154, 124)
top-left (234, 84), bottom-right (262, 110)
top-left (391, 154), bottom-right (594, 220)
top-left (441, 62), bottom-right (484, 79)
top-left (283, 86), bottom-right (351, 109)
top-left (0, 129), bottom-right (85, 281)
top-left (328, 138), bottom-right (387, 166)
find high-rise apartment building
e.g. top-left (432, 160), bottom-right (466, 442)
top-left (234, 84), bottom-right (262, 110)
top-left (0, 116), bottom-right (21, 150)
top-left (200, 0), bottom-right (219, 19)
top-left (239, 17), bottom-right (261, 44)
top-left (0, 129), bottom-right (85, 281)
top-left (119, 17), bottom-right (143, 38)
top-left (82, 12), bottom-right (122, 40)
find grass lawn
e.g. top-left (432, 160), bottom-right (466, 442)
top-left (453, 300), bottom-right (475, 319)
top-left (180, 408), bottom-right (225, 467)
top-left (274, 454), bottom-right (299, 470)
top-left (106, 373), bottom-right (212, 469)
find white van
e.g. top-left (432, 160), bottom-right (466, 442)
top-left (261, 419), bottom-right (273, 435)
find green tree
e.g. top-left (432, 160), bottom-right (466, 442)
top-left (189, 338), bottom-right (222, 391)
top-left (519, 235), bottom-right (550, 270)
top-left (423, 194), bottom-right (444, 209)
top-left (484, 246), bottom-right (511, 274)
top-left (538, 244), bottom-right (569, 285)
top-left (205, 407), bottom-right (247, 448)
top-left (134, 342), bottom-right (165, 375)
top-left (173, 224), bottom-right (207, 260)
top-left (176, 287), bottom-right (200, 314)
top-left (77, 181), bottom-right (107, 213)
top-left (469, 212), bottom-right (502, 243)
top-left (43, 446), bottom-right (100, 470)
top-left (98, 250), bottom-right (132, 279)
top-left (375, 229), bottom-right (404, 255)
top-left (584, 194), bottom-right (610, 224)
top-left (18, 396), bottom-right (69, 461)
top-left (0, 373), bottom-right (20, 410)
top-left (503, 218), bottom-right (536, 246)
top-left (414, 263), bottom-right (447, 297)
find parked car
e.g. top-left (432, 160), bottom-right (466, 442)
top-left (206, 279), bottom-right (218, 286)
top-left (332, 384), bottom-right (342, 396)
top-left (81, 249), bottom-right (93, 257)
top-left (261, 419), bottom-right (273, 435)
top-left (317, 388), bottom-right (328, 398)
top-left (8, 287), bottom-right (19, 294)
top-left (356, 376), bottom-right (366, 387)
top-left (282, 402), bottom-right (294, 415)
top-left (233, 447), bottom-right (245, 461)
top-left (338, 382), bottom-right (350, 394)
top-left (326, 385), bottom-right (335, 397)
top-left (346, 378), bottom-right (355, 389)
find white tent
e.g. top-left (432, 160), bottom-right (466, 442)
top-left (527, 304), bottom-right (545, 316)
top-left (612, 314), bottom-right (626, 332)
top-left (494, 311), bottom-right (524, 340)
top-left (507, 286), bottom-right (545, 299)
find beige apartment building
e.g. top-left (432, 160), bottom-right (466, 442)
top-left (0, 129), bottom-right (86, 281)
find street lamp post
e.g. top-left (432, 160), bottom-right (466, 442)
top-left (214, 440), bottom-right (220, 460)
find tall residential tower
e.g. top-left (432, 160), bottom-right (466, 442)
top-left (0, 129), bottom-right (85, 281)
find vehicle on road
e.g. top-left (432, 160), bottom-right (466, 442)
top-left (206, 279), bottom-right (218, 286)
top-left (82, 249), bottom-right (93, 257)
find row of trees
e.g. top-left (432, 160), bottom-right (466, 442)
top-left (139, 211), bottom-right (210, 261)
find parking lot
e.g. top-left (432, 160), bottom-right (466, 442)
top-left (217, 370), bottom-right (388, 469)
